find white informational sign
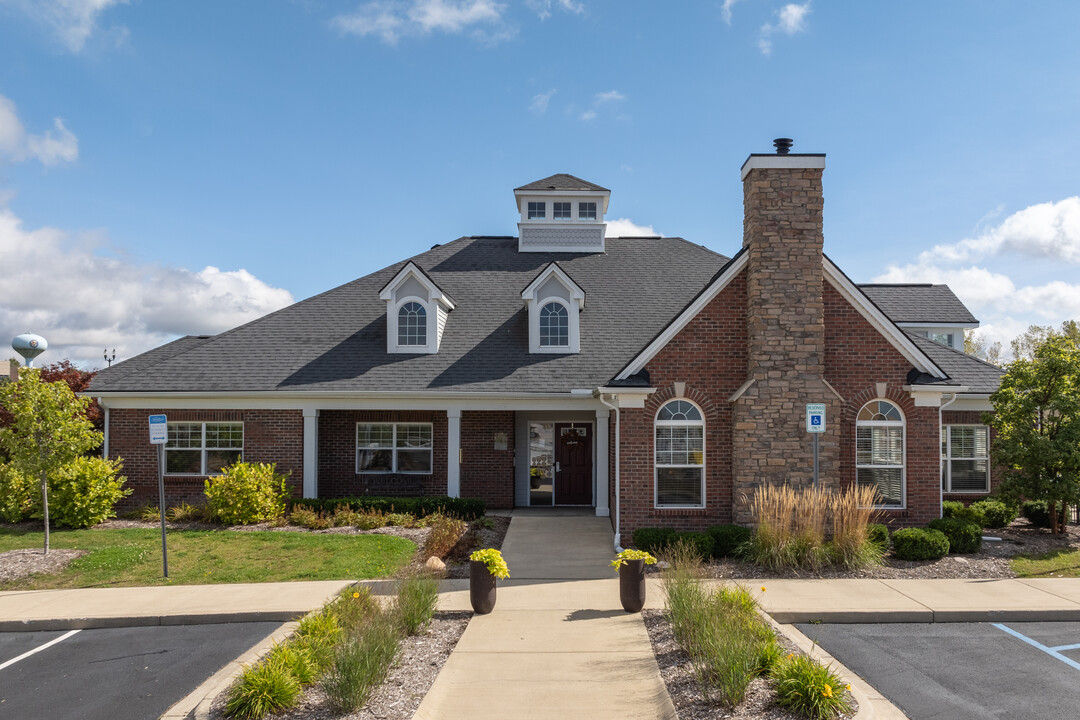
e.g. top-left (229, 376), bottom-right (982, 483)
top-left (149, 414), bottom-right (168, 444)
top-left (805, 404), bottom-right (826, 433)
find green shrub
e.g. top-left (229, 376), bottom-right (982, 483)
top-left (385, 512), bottom-right (415, 527)
top-left (321, 616), bottom-right (401, 713)
top-left (891, 528), bottom-right (950, 560)
top-left (672, 531), bottom-right (714, 560)
top-left (422, 514), bottom-right (467, 559)
top-left (136, 504), bottom-right (161, 522)
top-left (941, 500), bottom-right (964, 518)
top-left (772, 654), bottom-right (853, 720)
top-left (331, 586), bottom-right (382, 636)
top-left (166, 502), bottom-right (206, 522)
top-left (48, 456), bottom-right (130, 528)
top-left (266, 641), bottom-right (317, 685)
top-left (927, 517), bottom-right (983, 554)
top-left (288, 505), bottom-right (328, 529)
top-left (867, 523), bottom-right (890, 552)
top-left (288, 496), bottom-right (485, 521)
top-left (1021, 500), bottom-right (1067, 529)
top-left (205, 462), bottom-right (290, 525)
top-left (224, 655), bottom-right (301, 719)
top-left (632, 527), bottom-right (676, 554)
top-left (393, 571), bottom-right (439, 635)
top-left (0, 463), bottom-right (35, 523)
top-left (293, 611), bottom-right (341, 673)
top-left (707, 524), bottom-right (752, 558)
top-left (970, 499), bottom-right (1017, 529)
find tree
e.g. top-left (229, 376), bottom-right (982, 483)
top-left (1010, 321), bottom-right (1080, 361)
top-left (0, 360), bottom-right (101, 435)
top-left (964, 330), bottom-right (1002, 366)
top-left (986, 333), bottom-right (1080, 534)
top-left (0, 369), bottom-right (102, 553)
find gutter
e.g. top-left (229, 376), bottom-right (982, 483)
top-left (938, 392), bottom-right (959, 518)
top-left (596, 392), bottom-right (622, 552)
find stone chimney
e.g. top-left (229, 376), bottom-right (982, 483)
top-left (731, 139), bottom-right (839, 522)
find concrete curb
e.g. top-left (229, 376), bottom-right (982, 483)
top-left (0, 611), bottom-right (304, 633)
top-left (765, 615), bottom-right (909, 720)
top-left (764, 608), bottom-right (1080, 624)
top-left (159, 621), bottom-right (298, 720)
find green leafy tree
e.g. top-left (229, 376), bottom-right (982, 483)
top-left (964, 330), bottom-right (1002, 366)
top-left (1009, 321), bottom-right (1080, 361)
top-left (986, 334), bottom-right (1080, 534)
top-left (0, 368), bottom-right (102, 553)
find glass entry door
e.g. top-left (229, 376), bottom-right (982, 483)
top-left (528, 422), bottom-right (555, 506)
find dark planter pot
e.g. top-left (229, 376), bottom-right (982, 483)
top-left (619, 559), bottom-right (647, 613)
top-left (470, 560), bottom-right (497, 614)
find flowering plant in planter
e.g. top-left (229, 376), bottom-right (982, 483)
top-left (610, 548), bottom-right (657, 572)
top-left (470, 548), bottom-right (510, 579)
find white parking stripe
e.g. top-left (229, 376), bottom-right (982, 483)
top-left (0, 629), bottom-right (82, 671)
top-left (994, 623), bottom-right (1080, 673)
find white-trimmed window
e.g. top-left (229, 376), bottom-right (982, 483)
top-left (856, 400), bottom-right (905, 507)
top-left (578, 201), bottom-right (597, 220)
top-left (397, 301), bottom-right (427, 346)
top-left (929, 331), bottom-right (954, 347)
top-left (655, 399), bottom-right (705, 508)
top-left (357, 423), bottom-right (433, 474)
top-left (942, 425), bottom-right (990, 493)
top-left (553, 201), bottom-right (571, 219)
top-left (528, 201), bottom-right (546, 219)
top-left (539, 301), bottom-right (569, 347)
top-left (165, 422), bottom-right (243, 475)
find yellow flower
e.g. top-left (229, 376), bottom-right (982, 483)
top-left (761, 586), bottom-right (766, 592)
top-left (846, 684), bottom-right (851, 691)
top-left (352, 592), bottom-right (360, 599)
top-left (822, 684), bottom-right (833, 698)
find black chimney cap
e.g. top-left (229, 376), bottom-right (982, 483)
top-left (773, 138), bottom-right (793, 155)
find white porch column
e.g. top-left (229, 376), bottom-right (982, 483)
top-left (447, 409), bottom-right (462, 498)
top-left (595, 409), bottom-right (610, 517)
top-left (302, 407), bottom-right (319, 499)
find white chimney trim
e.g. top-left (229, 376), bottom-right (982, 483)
top-left (740, 155), bottom-right (826, 181)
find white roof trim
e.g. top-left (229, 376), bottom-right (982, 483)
top-left (521, 262), bottom-right (586, 309)
top-left (897, 322), bottom-right (980, 329)
top-left (617, 252), bottom-right (748, 380)
top-left (378, 262), bottom-right (455, 310)
top-left (824, 258), bottom-right (944, 377)
top-left (903, 384), bottom-right (970, 393)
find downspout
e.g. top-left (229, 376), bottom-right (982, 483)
top-left (597, 392), bottom-right (622, 551)
top-left (101, 402), bottom-right (109, 459)
top-left (938, 392), bottom-right (959, 518)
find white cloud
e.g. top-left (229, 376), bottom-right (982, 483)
top-left (0, 205), bottom-right (293, 369)
top-left (579, 109), bottom-right (596, 121)
top-left (918, 197), bottom-right (1080, 265)
top-left (605, 218), bottom-right (660, 238)
top-left (2, 0), bottom-right (128, 52)
top-left (332, 0), bottom-right (510, 44)
top-left (0, 94), bottom-right (79, 166)
top-left (529, 88), bottom-right (557, 114)
top-left (759, 2), bottom-right (811, 55)
top-left (527, 0), bottom-right (583, 20)
top-left (575, 89), bottom-right (625, 122)
top-left (721, 0), bottom-right (743, 25)
top-left (594, 90), bottom-right (625, 104)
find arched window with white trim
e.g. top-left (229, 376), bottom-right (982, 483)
top-left (397, 301), bottom-right (427, 346)
top-left (655, 399), bottom-right (705, 508)
top-left (856, 399), bottom-right (905, 507)
top-left (539, 301), bottom-right (569, 347)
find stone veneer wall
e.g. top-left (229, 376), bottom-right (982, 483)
top-left (731, 165), bottom-right (840, 524)
top-left (107, 408), bottom-right (304, 509)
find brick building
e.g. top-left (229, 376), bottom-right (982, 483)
top-left (88, 141), bottom-right (1004, 547)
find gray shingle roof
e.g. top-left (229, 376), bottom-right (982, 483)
top-left (89, 237), bottom-right (728, 394)
top-left (515, 174), bottom-right (609, 192)
top-left (904, 331), bottom-right (1004, 394)
top-left (858, 284), bottom-right (978, 324)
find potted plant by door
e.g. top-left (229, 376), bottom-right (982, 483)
top-left (611, 549), bottom-right (657, 613)
top-left (469, 548), bottom-right (510, 614)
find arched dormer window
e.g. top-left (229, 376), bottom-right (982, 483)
top-left (378, 262), bottom-right (455, 354)
top-left (655, 399), bottom-right (705, 508)
top-left (539, 301), bottom-right (569, 347)
top-left (856, 399), bottom-right (905, 508)
top-left (398, 301), bottom-right (427, 346)
top-left (521, 262), bottom-right (584, 354)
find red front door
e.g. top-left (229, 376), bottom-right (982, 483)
top-left (554, 423), bottom-right (592, 505)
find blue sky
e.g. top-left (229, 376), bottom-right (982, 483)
top-left (2, 0), bottom-right (1079, 368)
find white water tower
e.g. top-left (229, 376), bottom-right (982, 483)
top-left (12, 333), bottom-right (47, 367)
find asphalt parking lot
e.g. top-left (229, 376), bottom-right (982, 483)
top-left (0, 622), bottom-right (281, 720)
top-left (796, 621), bottom-right (1080, 720)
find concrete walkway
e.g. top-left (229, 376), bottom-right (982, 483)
top-left (414, 513), bottom-right (678, 720)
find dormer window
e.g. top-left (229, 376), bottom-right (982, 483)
top-left (398, 302), bottom-right (427, 346)
top-left (522, 262), bottom-right (585, 354)
top-left (528, 202), bottom-right (546, 219)
top-left (553, 202), bottom-right (572, 219)
top-left (539, 302), bottom-right (569, 347)
top-left (578, 202), bottom-right (596, 220)
top-left (379, 262), bottom-right (455, 354)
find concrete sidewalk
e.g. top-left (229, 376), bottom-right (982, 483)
top-left (414, 514), bottom-right (678, 720)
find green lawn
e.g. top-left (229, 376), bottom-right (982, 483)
top-left (0, 526), bottom-right (416, 590)
top-left (1012, 547), bottom-right (1080, 578)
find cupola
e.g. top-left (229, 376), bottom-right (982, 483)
top-left (513, 174), bottom-right (610, 253)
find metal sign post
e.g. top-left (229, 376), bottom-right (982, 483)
top-left (805, 404), bottom-right (826, 488)
top-left (148, 414), bottom-right (169, 578)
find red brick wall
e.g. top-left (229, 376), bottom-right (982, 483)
top-left (942, 409), bottom-right (1001, 502)
top-left (108, 408), bottom-right (303, 509)
top-left (824, 282), bottom-right (941, 527)
top-left (318, 410), bottom-right (447, 498)
top-left (619, 273), bottom-right (748, 539)
top-left (460, 411), bottom-right (515, 509)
